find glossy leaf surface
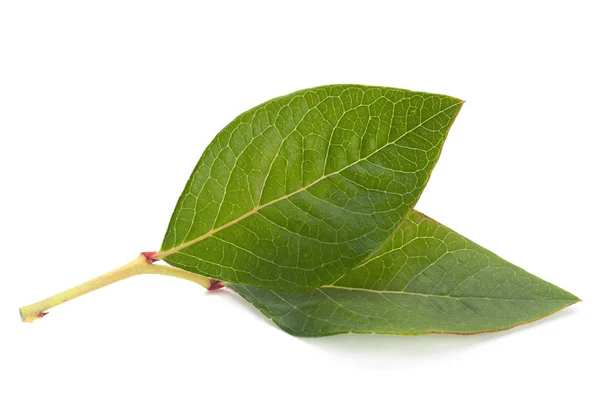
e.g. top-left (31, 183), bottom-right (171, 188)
top-left (230, 211), bottom-right (579, 337)
top-left (160, 85), bottom-right (463, 289)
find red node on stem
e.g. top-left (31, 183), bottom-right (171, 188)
top-left (208, 280), bottom-right (224, 291)
top-left (141, 252), bottom-right (158, 264)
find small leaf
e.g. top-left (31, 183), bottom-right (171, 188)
top-left (229, 211), bottom-right (579, 337)
top-left (158, 85), bottom-right (463, 290)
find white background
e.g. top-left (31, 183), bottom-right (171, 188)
top-left (1, 1), bottom-right (598, 399)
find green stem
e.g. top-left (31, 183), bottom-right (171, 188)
top-left (19, 255), bottom-right (213, 323)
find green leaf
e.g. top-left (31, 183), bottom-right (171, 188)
top-left (158, 85), bottom-right (463, 289)
top-left (229, 211), bottom-right (579, 337)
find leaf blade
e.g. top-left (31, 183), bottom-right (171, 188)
top-left (228, 211), bottom-right (579, 337)
top-left (160, 85), bottom-right (463, 290)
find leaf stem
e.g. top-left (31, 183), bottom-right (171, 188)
top-left (19, 254), bottom-right (214, 323)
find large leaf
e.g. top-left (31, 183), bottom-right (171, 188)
top-left (229, 211), bottom-right (579, 337)
top-left (157, 85), bottom-right (463, 289)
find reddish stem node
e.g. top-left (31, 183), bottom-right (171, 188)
top-left (141, 251), bottom-right (158, 264)
top-left (208, 279), bottom-right (225, 291)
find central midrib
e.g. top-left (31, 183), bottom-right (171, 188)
top-left (318, 285), bottom-right (573, 301)
top-left (155, 102), bottom-right (461, 260)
